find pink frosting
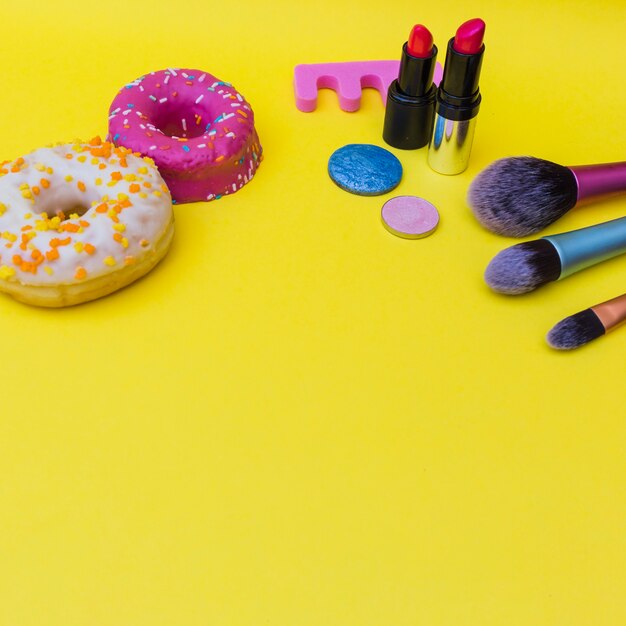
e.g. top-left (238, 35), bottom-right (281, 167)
top-left (107, 68), bottom-right (262, 203)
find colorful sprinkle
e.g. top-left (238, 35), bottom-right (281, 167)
top-left (0, 265), bottom-right (15, 279)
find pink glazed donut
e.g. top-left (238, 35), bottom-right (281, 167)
top-left (107, 68), bottom-right (262, 203)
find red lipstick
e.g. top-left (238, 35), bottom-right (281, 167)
top-left (383, 24), bottom-right (438, 149)
top-left (428, 18), bottom-right (486, 174)
top-left (407, 24), bottom-right (434, 58)
top-left (452, 18), bottom-right (485, 55)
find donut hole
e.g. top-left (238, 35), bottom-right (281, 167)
top-left (150, 102), bottom-right (208, 139)
top-left (37, 204), bottom-right (89, 221)
top-left (31, 189), bottom-right (93, 221)
top-left (56, 205), bottom-right (89, 220)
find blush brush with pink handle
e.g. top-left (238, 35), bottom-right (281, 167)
top-left (468, 157), bottom-right (626, 237)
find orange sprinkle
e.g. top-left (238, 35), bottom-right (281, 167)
top-left (50, 237), bottom-right (71, 248)
top-left (41, 178), bottom-right (50, 188)
top-left (79, 220), bottom-right (90, 228)
top-left (96, 203), bottom-right (108, 213)
top-left (89, 136), bottom-right (102, 146)
top-left (90, 144), bottom-right (112, 158)
top-left (143, 181), bottom-right (152, 188)
top-left (119, 158), bottom-right (128, 168)
top-left (62, 223), bottom-right (80, 233)
top-left (128, 183), bottom-right (140, 193)
top-left (45, 248), bottom-right (59, 261)
top-left (15, 157), bottom-right (24, 166)
top-left (113, 233), bottom-right (123, 243)
top-left (77, 181), bottom-right (86, 192)
top-left (98, 163), bottom-right (107, 170)
top-left (12, 254), bottom-right (22, 265)
top-left (84, 243), bottom-right (96, 255)
top-left (111, 171), bottom-right (122, 181)
top-left (75, 267), bottom-right (87, 280)
top-left (65, 153), bottom-right (73, 160)
top-left (21, 225), bottom-right (32, 232)
top-left (32, 186), bottom-right (40, 195)
top-left (31, 249), bottom-right (42, 261)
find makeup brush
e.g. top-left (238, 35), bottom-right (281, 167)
top-left (468, 157), bottom-right (626, 237)
top-left (485, 215), bottom-right (626, 294)
top-left (547, 292), bottom-right (626, 350)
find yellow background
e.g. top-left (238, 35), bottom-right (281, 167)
top-left (1, 0), bottom-right (626, 624)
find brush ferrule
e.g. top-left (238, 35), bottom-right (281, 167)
top-left (591, 293), bottom-right (626, 332)
top-left (571, 162), bottom-right (626, 203)
top-left (544, 215), bottom-right (626, 279)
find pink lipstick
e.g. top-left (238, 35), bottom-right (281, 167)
top-left (452, 18), bottom-right (485, 54)
top-left (383, 24), bottom-right (438, 149)
top-left (428, 18), bottom-right (486, 175)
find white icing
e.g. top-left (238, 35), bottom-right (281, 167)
top-left (0, 141), bottom-right (172, 286)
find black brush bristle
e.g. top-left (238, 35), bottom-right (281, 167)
top-left (485, 239), bottom-right (561, 294)
top-left (547, 308), bottom-right (606, 350)
top-left (468, 157), bottom-right (579, 237)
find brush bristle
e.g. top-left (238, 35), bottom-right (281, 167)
top-left (468, 157), bottom-right (578, 237)
top-left (484, 239), bottom-right (561, 294)
top-left (547, 309), bottom-right (606, 349)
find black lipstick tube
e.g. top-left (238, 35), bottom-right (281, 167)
top-left (427, 37), bottom-right (484, 174)
top-left (383, 42), bottom-right (438, 150)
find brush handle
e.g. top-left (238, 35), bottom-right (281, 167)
top-left (592, 292), bottom-right (626, 333)
top-left (544, 216), bottom-right (626, 278)
top-left (570, 162), bottom-right (626, 202)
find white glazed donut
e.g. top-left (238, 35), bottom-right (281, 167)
top-left (0, 138), bottom-right (174, 307)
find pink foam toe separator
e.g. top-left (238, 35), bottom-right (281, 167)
top-left (294, 60), bottom-right (443, 112)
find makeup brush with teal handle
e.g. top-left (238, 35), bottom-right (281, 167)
top-left (485, 215), bottom-right (626, 294)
